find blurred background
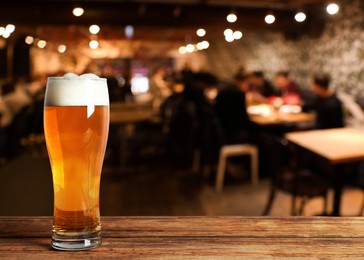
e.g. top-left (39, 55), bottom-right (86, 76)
top-left (1, 0), bottom-right (364, 217)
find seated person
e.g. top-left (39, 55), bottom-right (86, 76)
top-left (215, 73), bottom-right (256, 144)
top-left (274, 71), bottom-right (302, 105)
top-left (249, 71), bottom-right (276, 99)
top-left (303, 73), bottom-right (344, 129)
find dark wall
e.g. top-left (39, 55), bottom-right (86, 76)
top-left (0, 36), bottom-right (30, 80)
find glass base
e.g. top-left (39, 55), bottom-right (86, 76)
top-left (51, 231), bottom-right (102, 251)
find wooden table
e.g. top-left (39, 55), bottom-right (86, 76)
top-left (2, 216), bottom-right (364, 259)
top-left (286, 128), bottom-right (364, 215)
top-left (248, 104), bottom-right (315, 126)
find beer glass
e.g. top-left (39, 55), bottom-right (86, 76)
top-left (44, 73), bottom-right (109, 251)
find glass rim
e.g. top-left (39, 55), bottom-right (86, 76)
top-left (47, 76), bottom-right (107, 82)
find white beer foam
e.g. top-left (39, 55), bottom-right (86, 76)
top-left (45, 73), bottom-right (109, 106)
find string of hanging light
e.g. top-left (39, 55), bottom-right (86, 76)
top-left (179, 2), bottom-right (340, 52)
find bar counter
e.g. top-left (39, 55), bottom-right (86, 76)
top-left (1, 216), bottom-right (364, 259)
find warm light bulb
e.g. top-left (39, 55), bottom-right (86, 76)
top-left (224, 29), bottom-right (233, 37)
top-left (179, 46), bottom-right (187, 54)
top-left (2, 31), bottom-right (10, 39)
top-left (201, 40), bottom-right (209, 49)
top-left (0, 27), bottom-right (5, 36)
top-left (225, 35), bottom-right (234, 42)
top-left (73, 7), bottom-right (84, 17)
top-left (89, 40), bottom-right (99, 49)
top-left (25, 36), bottom-right (34, 45)
top-left (265, 14), bottom-right (276, 24)
top-left (89, 25), bottom-right (100, 34)
top-left (196, 28), bottom-right (206, 37)
top-left (37, 40), bottom-right (47, 49)
top-left (233, 31), bottom-right (243, 40)
top-left (295, 12), bottom-right (306, 22)
top-left (5, 24), bottom-right (15, 34)
top-left (58, 44), bottom-right (67, 53)
top-left (326, 3), bottom-right (339, 15)
top-left (227, 13), bottom-right (237, 23)
top-left (196, 42), bottom-right (204, 50)
top-left (186, 44), bottom-right (195, 53)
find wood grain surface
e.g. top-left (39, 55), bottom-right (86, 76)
top-left (286, 128), bottom-right (364, 164)
top-left (1, 216), bottom-right (364, 259)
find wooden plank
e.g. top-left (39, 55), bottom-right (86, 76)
top-left (1, 237), bottom-right (364, 259)
top-left (2, 216), bottom-right (364, 238)
top-left (2, 217), bottom-right (364, 259)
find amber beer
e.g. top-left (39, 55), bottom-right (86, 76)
top-left (44, 73), bottom-right (109, 251)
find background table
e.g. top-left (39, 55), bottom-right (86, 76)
top-left (247, 104), bottom-right (315, 126)
top-left (286, 128), bottom-right (364, 164)
top-left (286, 128), bottom-right (364, 215)
top-left (2, 216), bottom-right (364, 259)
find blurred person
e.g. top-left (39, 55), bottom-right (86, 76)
top-left (0, 76), bottom-right (47, 158)
top-left (161, 72), bottom-right (221, 170)
top-left (101, 64), bottom-right (122, 102)
top-left (303, 73), bottom-right (344, 129)
top-left (249, 71), bottom-right (276, 98)
top-left (118, 71), bottom-right (134, 103)
top-left (215, 73), bottom-right (256, 144)
top-left (180, 62), bottom-right (193, 82)
top-left (149, 66), bottom-right (172, 108)
top-left (274, 71), bottom-right (302, 105)
top-left (0, 79), bottom-right (32, 128)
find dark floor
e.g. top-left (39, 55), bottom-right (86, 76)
top-left (1, 151), bottom-right (364, 217)
top-left (0, 151), bottom-right (249, 216)
top-left (1, 121), bottom-right (364, 217)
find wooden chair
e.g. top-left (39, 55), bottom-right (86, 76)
top-left (215, 144), bottom-right (258, 193)
top-left (262, 134), bottom-right (330, 216)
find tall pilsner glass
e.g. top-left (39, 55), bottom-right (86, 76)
top-left (44, 73), bottom-right (109, 251)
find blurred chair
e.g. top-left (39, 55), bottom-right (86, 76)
top-left (262, 134), bottom-right (330, 216)
top-left (215, 144), bottom-right (258, 193)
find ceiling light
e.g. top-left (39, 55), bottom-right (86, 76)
top-left (265, 14), bottom-right (276, 24)
top-left (2, 31), bottom-right (11, 39)
top-left (0, 27), bottom-right (5, 36)
top-left (226, 13), bottom-right (237, 23)
top-left (196, 42), bottom-right (204, 50)
top-left (225, 34), bottom-right (234, 42)
top-left (201, 41), bottom-right (209, 49)
top-left (25, 36), bottom-right (34, 45)
top-left (224, 29), bottom-right (233, 37)
top-left (89, 40), bottom-right (99, 49)
top-left (73, 7), bottom-right (84, 17)
top-left (58, 44), bottom-right (67, 53)
top-left (89, 25), bottom-right (100, 34)
top-left (326, 3), bottom-right (339, 15)
top-left (295, 12), bottom-right (306, 22)
top-left (186, 44), bottom-right (195, 53)
top-left (196, 28), bottom-right (206, 37)
top-left (179, 46), bottom-right (187, 54)
top-left (37, 40), bottom-right (47, 49)
top-left (233, 31), bottom-right (243, 40)
top-left (5, 24), bottom-right (15, 34)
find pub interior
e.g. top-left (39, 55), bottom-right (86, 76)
top-left (1, 0), bottom-right (364, 218)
